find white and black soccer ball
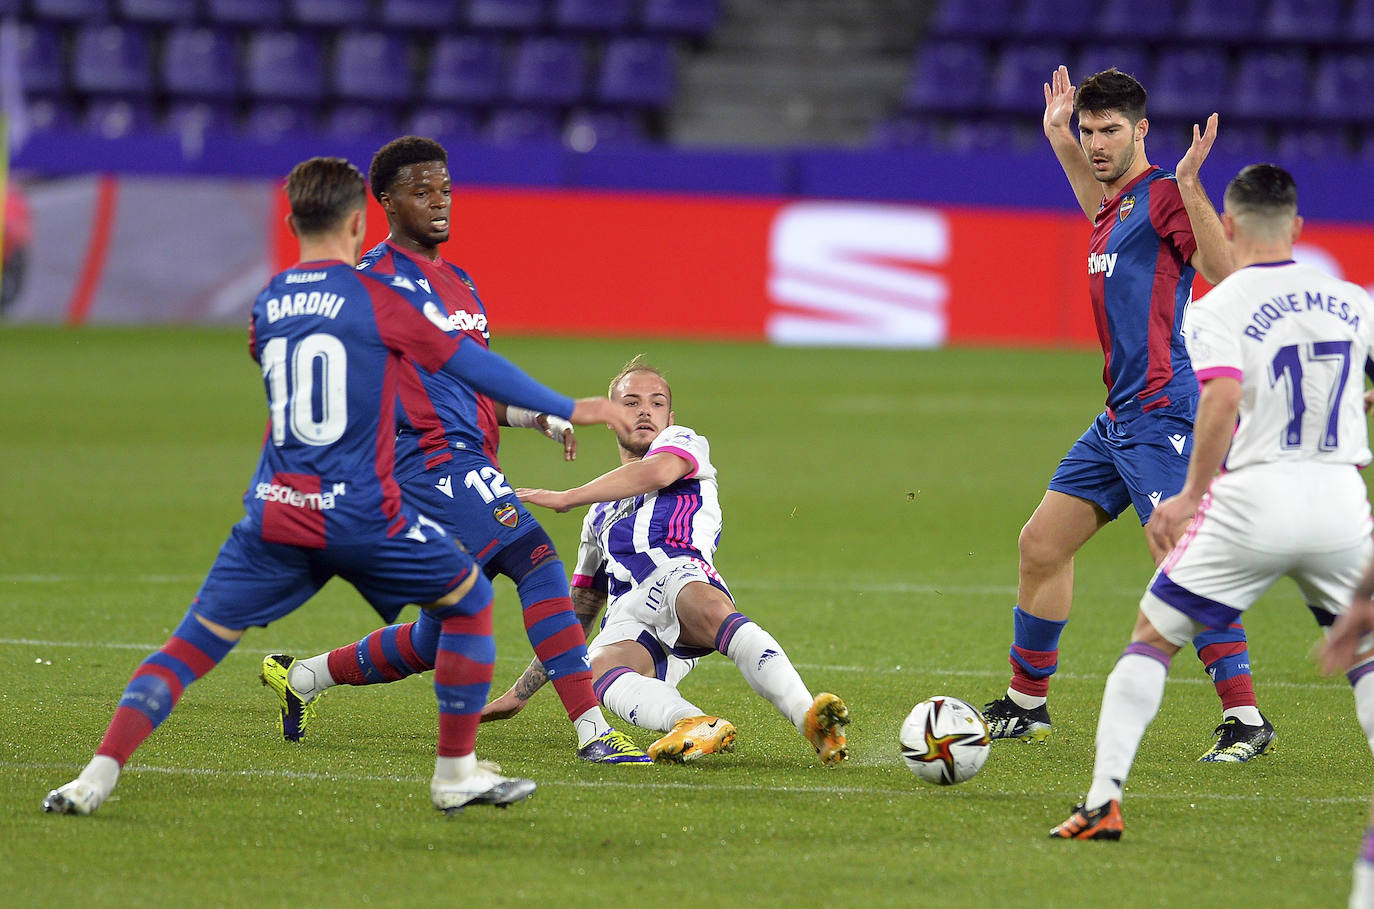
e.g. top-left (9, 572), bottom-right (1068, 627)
top-left (899, 695), bottom-right (991, 785)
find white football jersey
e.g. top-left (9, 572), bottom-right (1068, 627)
top-left (573, 424), bottom-right (724, 598)
top-left (1183, 260), bottom-right (1374, 471)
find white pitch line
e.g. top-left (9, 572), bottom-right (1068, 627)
top-left (8, 760), bottom-right (1366, 804)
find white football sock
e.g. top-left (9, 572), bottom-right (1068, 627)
top-left (1085, 650), bottom-right (1169, 810)
top-left (1353, 667), bottom-right (1374, 754)
top-left (1351, 859), bottom-right (1374, 909)
top-left (1222, 706), bottom-right (1264, 726)
top-left (1006, 688), bottom-right (1047, 710)
top-left (572, 707), bottom-right (610, 748)
top-left (599, 670), bottom-right (701, 732)
top-left (287, 653), bottom-right (334, 702)
top-left (433, 752), bottom-right (476, 782)
top-left (79, 754), bottom-right (120, 799)
top-left (721, 621), bottom-right (813, 731)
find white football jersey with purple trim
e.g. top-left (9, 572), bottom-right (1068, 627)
top-left (574, 425), bottom-right (723, 598)
top-left (1183, 260), bottom-right (1374, 472)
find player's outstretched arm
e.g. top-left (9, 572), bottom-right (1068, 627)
top-left (1175, 114), bottom-right (1236, 285)
top-left (479, 587), bottom-right (608, 721)
top-left (501, 402), bottom-right (577, 461)
top-left (1043, 65), bottom-right (1100, 220)
top-left (518, 451), bottom-right (692, 512)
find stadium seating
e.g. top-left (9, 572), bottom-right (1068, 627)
top-left (72, 24), bottom-right (154, 96)
top-left (321, 102), bottom-right (402, 138)
top-left (161, 27), bottom-right (241, 100)
top-left (565, 108), bottom-right (648, 147)
top-left (1096, 0), bottom-right (1179, 40)
top-left (1261, 0), bottom-right (1344, 43)
top-left (988, 44), bottom-right (1067, 114)
top-left (1312, 52), bottom-right (1374, 122)
top-left (1014, 0), bottom-right (1097, 41)
top-left (291, 0), bottom-right (371, 29)
top-left (1177, 0), bottom-right (1263, 42)
top-left (902, 42), bottom-right (991, 114)
top-left (30, 0), bottom-right (111, 22)
top-left (1143, 47), bottom-right (1230, 120)
top-left (243, 30), bottom-right (325, 102)
top-left (1231, 49), bottom-right (1310, 121)
top-left (424, 35), bottom-right (505, 105)
top-left (486, 107), bottom-right (562, 144)
top-left (467, 0), bottom-right (545, 32)
top-left (331, 32), bottom-right (412, 103)
top-left (244, 101), bottom-right (316, 140)
top-left (164, 100), bottom-right (238, 137)
top-left (553, 0), bottom-right (635, 33)
top-left (928, 0), bottom-right (1021, 41)
top-left (404, 107), bottom-right (481, 140)
top-left (597, 38), bottom-right (676, 108)
top-left (507, 36), bottom-right (587, 106)
top-left (641, 0), bottom-right (722, 36)
top-left (1073, 45), bottom-right (1151, 86)
top-left (83, 97), bottom-right (155, 138)
top-left (377, 0), bottom-right (464, 31)
top-left (118, 0), bottom-right (196, 24)
top-left (17, 23), bottom-right (66, 96)
top-left (204, 0), bottom-right (286, 28)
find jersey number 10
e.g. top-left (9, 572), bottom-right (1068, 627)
top-left (260, 334), bottom-right (348, 447)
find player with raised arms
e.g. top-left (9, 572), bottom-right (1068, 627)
top-left (43, 156), bottom-right (632, 817)
top-left (982, 66), bottom-right (1277, 763)
top-left (1052, 162), bottom-right (1374, 840)
top-left (259, 136), bottom-right (649, 765)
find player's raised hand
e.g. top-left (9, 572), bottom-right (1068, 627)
top-left (1176, 113), bottom-right (1219, 186)
top-left (1043, 65), bottom-right (1075, 137)
top-left (535, 413), bottom-right (577, 460)
top-left (517, 487), bottom-right (573, 512)
top-left (570, 396), bottom-right (633, 436)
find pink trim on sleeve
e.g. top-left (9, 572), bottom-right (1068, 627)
top-left (571, 573), bottom-right (597, 588)
top-left (651, 445), bottom-right (699, 479)
top-left (1195, 366), bottom-right (1243, 385)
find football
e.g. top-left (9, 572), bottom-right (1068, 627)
top-left (899, 695), bottom-right (991, 785)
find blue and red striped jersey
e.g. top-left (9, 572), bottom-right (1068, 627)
top-left (244, 259), bottom-right (461, 548)
top-left (1087, 166), bottom-right (1199, 417)
top-left (358, 241), bottom-right (500, 482)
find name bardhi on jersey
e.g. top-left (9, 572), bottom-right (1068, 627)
top-left (1087, 252), bottom-right (1119, 277)
top-left (422, 300), bottom-right (489, 336)
top-left (1242, 289), bottom-right (1362, 342)
top-left (253, 480), bottom-right (347, 511)
top-left (265, 291), bottom-right (345, 323)
top-left (283, 271), bottom-right (326, 284)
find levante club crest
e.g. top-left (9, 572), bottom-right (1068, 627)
top-left (493, 503), bottom-right (519, 528)
top-left (1119, 195), bottom-right (1136, 222)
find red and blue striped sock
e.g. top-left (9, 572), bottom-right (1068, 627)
top-left (517, 559), bottom-right (598, 724)
top-left (433, 584), bottom-right (495, 759)
top-left (1008, 605), bottom-right (1066, 699)
top-left (96, 610), bottom-right (237, 766)
top-left (1194, 622), bottom-right (1257, 712)
top-left (325, 616), bottom-right (437, 686)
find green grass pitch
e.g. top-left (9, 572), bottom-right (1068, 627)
top-left (1, 326), bottom-right (1369, 907)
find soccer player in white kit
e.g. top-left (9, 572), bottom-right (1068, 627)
top-left (511, 357), bottom-right (851, 765)
top-left (1051, 161), bottom-right (1374, 841)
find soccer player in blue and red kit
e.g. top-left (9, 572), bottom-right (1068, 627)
top-left (981, 67), bottom-right (1277, 762)
top-left (43, 156), bottom-right (633, 817)
top-left (258, 137), bottom-right (649, 764)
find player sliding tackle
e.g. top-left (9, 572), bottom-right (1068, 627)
top-left (1051, 159), bottom-right (1374, 840)
top-left (489, 356), bottom-right (850, 766)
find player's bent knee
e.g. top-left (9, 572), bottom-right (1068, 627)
top-left (1137, 595), bottom-right (1198, 651)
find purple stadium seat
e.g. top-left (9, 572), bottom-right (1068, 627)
top-left (82, 98), bottom-right (155, 138)
top-left (0, 0), bottom-right (18, 14)
top-left (291, 0), bottom-right (370, 28)
top-left (244, 30), bottom-right (325, 101)
top-left (903, 41), bottom-right (991, 113)
top-left (1073, 45), bottom-right (1151, 87)
top-left (26, 97), bottom-right (78, 134)
top-left (404, 107), bottom-right (481, 141)
top-left (30, 0), bottom-right (111, 21)
top-left (1231, 50), bottom-right (1310, 121)
top-left (1148, 47), bottom-right (1229, 119)
top-left (1178, 0), bottom-right (1262, 42)
top-left (508, 36), bottom-right (587, 106)
top-left (72, 24), bottom-right (154, 96)
top-left (641, 0), bottom-right (722, 36)
top-left (929, 0), bottom-right (1021, 39)
top-left (424, 35), bottom-right (504, 105)
top-left (1276, 126), bottom-right (1352, 161)
top-left (244, 101), bottom-right (317, 140)
top-left (467, 0), bottom-right (545, 31)
top-left (1352, 0), bottom-right (1374, 42)
top-left (161, 27), bottom-right (240, 99)
top-left (1015, 0), bottom-right (1096, 40)
top-left (1097, 0), bottom-right (1178, 40)
top-left (378, 0), bottom-right (464, 31)
top-left (205, 0), bottom-right (286, 27)
top-left (322, 103), bottom-right (402, 137)
top-left (163, 101), bottom-right (238, 137)
top-left (988, 44), bottom-right (1067, 114)
top-left (17, 24), bottom-right (66, 95)
top-left (1262, 0), bottom-right (1343, 43)
top-left (1313, 53), bottom-right (1374, 123)
top-left (871, 115), bottom-right (939, 148)
top-left (118, 0), bottom-right (196, 24)
top-left (942, 120), bottom-right (1017, 153)
top-left (486, 107), bottom-right (561, 143)
top-left (554, 0), bottom-right (635, 32)
top-left (331, 32), bottom-right (412, 103)
top-left (564, 108), bottom-right (647, 149)
top-left (1215, 122), bottom-right (1274, 159)
top-left (597, 38), bottom-right (676, 108)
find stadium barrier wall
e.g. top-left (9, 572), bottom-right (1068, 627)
top-left (12, 173), bottom-right (1374, 349)
top-left (10, 136), bottom-right (1374, 346)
